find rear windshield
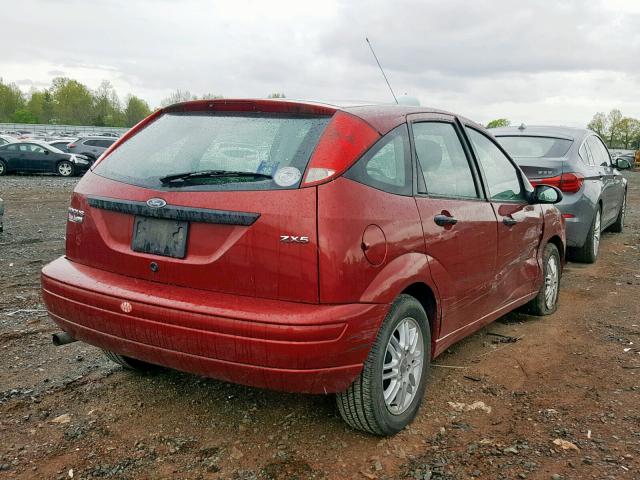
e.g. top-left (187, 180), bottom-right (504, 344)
top-left (496, 136), bottom-right (573, 158)
top-left (93, 112), bottom-right (330, 191)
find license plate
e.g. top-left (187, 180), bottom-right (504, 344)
top-left (131, 216), bottom-right (188, 259)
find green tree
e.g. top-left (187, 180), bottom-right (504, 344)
top-left (201, 93), bottom-right (224, 100)
top-left (486, 118), bottom-right (510, 129)
top-left (124, 95), bottom-right (151, 127)
top-left (27, 89), bottom-right (54, 124)
top-left (10, 108), bottom-right (37, 123)
top-left (267, 92), bottom-right (286, 99)
top-left (0, 78), bottom-right (25, 122)
top-left (618, 118), bottom-right (640, 150)
top-left (587, 112), bottom-right (607, 139)
top-left (50, 77), bottom-right (94, 125)
top-left (607, 109), bottom-right (623, 148)
top-left (93, 80), bottom-right (125, 127)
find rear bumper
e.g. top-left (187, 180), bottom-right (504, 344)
top-left (41, 257), bottom-right (388, 393)
top-left (555, 194), bottom-right (596, 248)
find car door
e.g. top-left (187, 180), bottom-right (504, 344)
top-left (409, 114), bottom-right (498, 339)
top-left (2, 144), bottom-right (21, 170)
top-left (587, 136), bottom-right (622, 226)
top-left (25, 144), bottom-right (52, 172)
top-left (464, 126), bottom-right (544, 308)
top-left (83, 139), bottom-right (101, 158)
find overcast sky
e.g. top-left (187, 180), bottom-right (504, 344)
top-left (2, 0), bottom-right (639, 126)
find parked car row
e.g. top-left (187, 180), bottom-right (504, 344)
top-left (0, 136), bottom-right (117, 177)
top-left (39, 98), bottom-right (631, 437)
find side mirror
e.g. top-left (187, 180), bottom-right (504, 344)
top-left (616, 158), bottom-right (632, 170)
top-left (44, 150), bottom-right (49, 155)
top-left (532, 184), bottom-right (563, 204)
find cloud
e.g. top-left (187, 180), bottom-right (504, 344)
top-left (1, 0), bottom-right (638, 126)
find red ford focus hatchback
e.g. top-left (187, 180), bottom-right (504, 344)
top-left (42, 99), bottom-right (565, 435)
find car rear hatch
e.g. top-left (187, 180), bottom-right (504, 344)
top-left (65, 100), bottom-right (343, 303)
top-left (495, 134), bottom-right (580, 189)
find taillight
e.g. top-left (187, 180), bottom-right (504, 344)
top-left (67, 143), bottom-right (76, 148)
top-left (302, 111), bottom-right (380, 186)
top-left (530, 172), bottom-right (584, 194)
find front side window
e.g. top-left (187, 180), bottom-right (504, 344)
top-left (344, 125), bottom-right (411, 195)
top-left (94, 112), bottom-right (330, 191)
top-left (466, 128), bottom-right (525, 202)
top-left (412, 122), bottom-right (478, 199)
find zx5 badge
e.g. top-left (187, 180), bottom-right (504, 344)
top-left (280, 235), bottom-right (310, 244)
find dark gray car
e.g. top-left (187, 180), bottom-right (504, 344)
top-left (66, 136), bottom-right (116, 161)
top-left (493, 125), bottom-right (630, 263)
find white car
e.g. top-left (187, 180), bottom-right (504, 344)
top-left (0, 135), bottom-right (16, 146)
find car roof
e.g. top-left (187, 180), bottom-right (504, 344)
top-left (490, 125), bottom-right (593, 142)
top-left (163, 98), bottom-right (486, 136)
top-left (78, 136), bottom-right (117, 141)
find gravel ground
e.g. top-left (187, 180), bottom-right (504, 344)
top-left (0, 172), bottom-right (639, 480)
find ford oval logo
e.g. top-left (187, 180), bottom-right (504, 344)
top-left (146, 198), bottom-right (167, 208)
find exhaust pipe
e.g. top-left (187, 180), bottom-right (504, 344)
top-left (52, 332), bottom-right (77, 346)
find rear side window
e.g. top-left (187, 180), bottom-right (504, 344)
top-left (412, 122), bottom-right (478, 199)
top-left (587, 136), bottom-right (611, 167)
top-left (579, 141), bottom-right (595, 166)
top-left (94, 113), bottom-right (330, 191)
top-left (84, 139), bottom-right (99, 147)
top-left (97, 140), bottom-right (115, 148)
top-left (344, 125), bottom-right (411, 195)
top-left (497, 136), bottom-right (572, 158)
top-left (466, 128), bottom-right (525, 202)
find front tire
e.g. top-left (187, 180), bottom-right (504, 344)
top-left (525, 243), bottom-right (561, 316)
top-left (568, 207), bottom-right (601, 264)
top-left (336, 294), bottom-right (430, 436)
top-left (608, 193), bottom-right (626, 233)
top-left (57, 160), bottom-right (75, 177)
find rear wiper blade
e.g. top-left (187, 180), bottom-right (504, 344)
top-left (159, 170), bottom-right (273, 184)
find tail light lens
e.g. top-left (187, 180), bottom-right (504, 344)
top-left (302, 111), bottom-right (380, 186)
top-left (530, 172), bottom-right (584, 194)
top-left (67, 143), bottom-right (76, 149)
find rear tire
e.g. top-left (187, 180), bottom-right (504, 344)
top-left (608, 193), bottom-right (626, 233)
top-left (57, 160), bottom-right (75, 177)
top-left (568, 207), bottom-right (601, 264)
top-left (103, 350), bottom-right (160, 372)
top-left (525, 243), bottom-right (561, 316)
top-left (336, 294), bottom-right (430, 436)
top-left (0, 159), bottom-right (7, 176)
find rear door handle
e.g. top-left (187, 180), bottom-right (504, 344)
top-left (503, 216), bottom-right (517, 226)
top-left (434, 214), bottom-right (458, 226)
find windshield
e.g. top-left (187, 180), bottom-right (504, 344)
top-left (496, 136), bottom-right (573, 158)
top-left (93, 112), bottom-right (330, 191)
top-left (46, 144), bottom-right (65, 154)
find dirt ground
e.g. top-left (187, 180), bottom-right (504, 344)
top-left (1, 172), bottom-right (639, 480)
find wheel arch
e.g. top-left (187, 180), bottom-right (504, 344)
top-left (546, 235), bottom-right (565, 264)
top-left (401, 282), bottom-right (439, 353)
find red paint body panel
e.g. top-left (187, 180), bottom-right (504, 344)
top-left (414, 197), bottom-right (498, 338)
top-left (42, 257), bottom-right (387, 393)
top-left (317, 178), bottom-right (426, 304)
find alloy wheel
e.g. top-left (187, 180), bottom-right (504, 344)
top-left (544, 255), bottom-right (559, 309)
top-left (593, 210), bottom-right (601, 258)
top-left (58, 163), bottom-right (73, 176)
top-left (383, 317), bottom-right (424, 415)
